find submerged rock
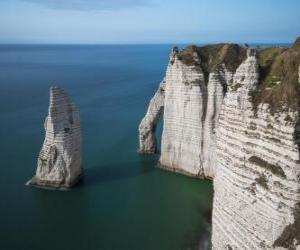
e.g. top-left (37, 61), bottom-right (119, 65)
top-left (139, 38), bottom-right (300, 249)
top-left (27, 87), bottom-right (82, 189)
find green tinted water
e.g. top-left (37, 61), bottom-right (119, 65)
top-left (0, 45), bottom-right (213, 250)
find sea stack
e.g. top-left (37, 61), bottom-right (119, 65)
top-left (27, 87), bottom-right (83, 189)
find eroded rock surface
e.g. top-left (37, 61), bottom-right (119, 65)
top-left (139, 79), bottom-right (165, 154)
top-left (27, 87), bottom-right (82, 189)
top-left (139, 44), bottom-right (247, 178)
top-left (160, 48), bottom-right (207, 176)
top-left (212, 49), bottom-right (300, 249)
top-left (139, 39), bottom-right (300, 249)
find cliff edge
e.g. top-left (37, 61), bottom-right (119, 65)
top-left (139, 38), bottom-right (300, 249)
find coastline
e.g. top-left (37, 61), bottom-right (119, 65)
top-left (157, 163), bottom-right (214, 182)
top-left (25, 173), bottom-right (83, 191)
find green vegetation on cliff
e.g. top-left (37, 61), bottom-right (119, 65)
top-left (254, 38), bottom-right (300, 113)
top-left (177, 37), bottom-right (300, 113)
top-left (178, 44), bottom-right (247, 83)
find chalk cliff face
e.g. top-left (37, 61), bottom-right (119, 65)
top-left (139, 39), bottom-right (300, 249)
top-left (213, 49), bottom-right (300, 249)
top-left (27, 87), bottom-right (82, 189)
top-left (140, 44), bottom-right (247, 178)
top-left (160, 48), bottom-right (207, 176)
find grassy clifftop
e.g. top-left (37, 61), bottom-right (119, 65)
top-left (255, 39), bottom-right (300, 113)
top-left (177, 38), bottom-right (300, 113)
top-left (177, 44), bottom-right (247, 83)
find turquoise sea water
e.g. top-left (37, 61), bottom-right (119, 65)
top-left (0, 45), bottom-right (213, 250)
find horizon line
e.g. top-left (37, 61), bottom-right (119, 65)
top-left (0, 41), bottom-right (293, 46)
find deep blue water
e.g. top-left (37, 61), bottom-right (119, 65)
top-left (0, 45), bottom-right (213, 250)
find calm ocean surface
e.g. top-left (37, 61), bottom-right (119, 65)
top-left (0, 45), bottom-right (213, 250)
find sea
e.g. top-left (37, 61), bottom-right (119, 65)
top-left (0, 45), bottom-right (214, 250)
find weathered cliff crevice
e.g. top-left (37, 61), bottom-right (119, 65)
top-left (139, 38), bottom-right (300, 249)
top-left (202, 65), bottom-right (232, 177)
top-left (27, 87), bottom-right (83, 189)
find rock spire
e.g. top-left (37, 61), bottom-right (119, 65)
top-left (27, 86), bottom-right (82, 189)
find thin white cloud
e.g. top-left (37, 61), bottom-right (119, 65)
top-left (19, 0), bottom-right (152, 11)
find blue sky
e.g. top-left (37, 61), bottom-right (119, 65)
top-left (0, 0), bottom-right (299, 44)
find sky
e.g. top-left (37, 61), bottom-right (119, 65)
top-left (0, 0), bottom-right (299, 44)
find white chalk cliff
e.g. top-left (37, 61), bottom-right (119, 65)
top-left (27, 87), bottom-right (82, 189)
top-left (139, 41), bottom-right (300, 249)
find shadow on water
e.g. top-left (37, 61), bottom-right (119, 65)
top-left (182, 207), bottom-right (212, 250)
top-left (79, 155), bottom-right (157, 187)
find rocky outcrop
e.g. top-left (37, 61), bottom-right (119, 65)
top-left (139, 39), bottom-right (300, 249)
top-left (139, 44), bottom-right (246, 178)
top-left (160, 48), bottom-right (208, 176)
top-left (212, 49), bottom-right (300, 249)
top-left (139, 79), bottom-right (165, 154)
top-left (27, 87), bottom-right (82, 189)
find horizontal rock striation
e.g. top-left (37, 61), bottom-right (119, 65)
top-left (160, 48), bottom-right (208, 176)
top-left (139, 38), bottom-right (300, 249)
top-left (139, 44), bottom-right (247, 178)
top-left (27, 87), bottom-right (82, 189)
top-left (213, 49), bottom-right (300, 249)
